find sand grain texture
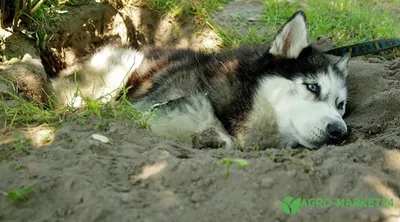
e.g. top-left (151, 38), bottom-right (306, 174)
top-left (1, 58), bottom-right (400, 222)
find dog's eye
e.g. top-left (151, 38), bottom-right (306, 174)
top-left (305, 84), bottom-right (320, 95)
top-left (337, 101), bottom-right (345, 109)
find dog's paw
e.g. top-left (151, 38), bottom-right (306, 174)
top-left (191, 127), bottom-right (233, 149)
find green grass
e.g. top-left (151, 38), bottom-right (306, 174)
top-left (29, 0), bottom-right (63, 26)
top-left (212, 0), bottom-right (400, 57)
top-left (1, 186), bottom-right (35, 201)
top-left (263, 0), bottom-right (400, 46)
top-left (0, 88), bottom-right (158, 163)
top-left (13, 135), bottom-right (29, 153)
top-left (0, 89), bottom-right (65, 127)
top-left (0, 88), bottom-right (154, 137)
top-left (220, 158), bottom-right (249, 179)
top-left (143, 0), bottom-right (400, 56)
top-left (144, 0), bottom-right (230, 22)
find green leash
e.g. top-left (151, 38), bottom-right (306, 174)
top-left (325, 38), bottom-right (400, 57)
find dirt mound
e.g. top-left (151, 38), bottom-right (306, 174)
top-left (43, 1), bottom-right (222, 70)
top-left (1, 1), bottom-right (400, 222)
top-left (1, 57), bottom-right (399, 222)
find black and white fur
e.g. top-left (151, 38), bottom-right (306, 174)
top-left (48, 11), bottom-right (350, 150)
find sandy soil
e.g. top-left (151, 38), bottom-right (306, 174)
top-left (1, 1), bottom-right (400, 222)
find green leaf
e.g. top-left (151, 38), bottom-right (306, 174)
top-left (232, 159), bottom-right (249, 167)
top-left (6, 186), bottom-right (35, 201)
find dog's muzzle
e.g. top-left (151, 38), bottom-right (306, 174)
top-left (326, 122), bottom-right (348, 145)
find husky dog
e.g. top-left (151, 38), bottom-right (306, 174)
top-left (47, 11), bottom-right (350, 150)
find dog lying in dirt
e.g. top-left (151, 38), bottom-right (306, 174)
top-left (47, 10), bottom-right (350, 150)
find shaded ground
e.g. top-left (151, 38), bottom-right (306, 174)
top-left (1, 1), bottom-right (400, 222)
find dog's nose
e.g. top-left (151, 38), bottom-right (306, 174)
top-left (326, 122), bottom-right (348, 144)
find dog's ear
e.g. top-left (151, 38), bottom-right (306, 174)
top-left (335, 53), bottom-right (351, 78)
top-left (269, 10), bottom-right (310, 59)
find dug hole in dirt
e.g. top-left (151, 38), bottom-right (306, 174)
top-left (1, 1), bottom-right (400, 222)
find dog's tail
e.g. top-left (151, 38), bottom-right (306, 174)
top-left (46, 46), bottom-right (144, 109)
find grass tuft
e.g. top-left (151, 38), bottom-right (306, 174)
top-left (220, 158), bottom-right (249, 179)
top-left (1, 186), bottom-right (35, 201)
top-left (143, 0), bottom-right (230, 22)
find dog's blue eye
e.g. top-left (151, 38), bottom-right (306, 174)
top-left (306, 84), bottom-right (320, 94)
top-left (337, 101), bottom-right (345, 109)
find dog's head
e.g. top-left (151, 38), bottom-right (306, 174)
top-left (265, 11), bottom-right (350, 149)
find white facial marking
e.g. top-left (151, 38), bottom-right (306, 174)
top-left (254, 66), bottom-right (348, 149)
top-left (317, 67), bottom-right (348, 116)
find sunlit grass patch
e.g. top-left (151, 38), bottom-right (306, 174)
top-left (212, 0), bottom-right (400, 57)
